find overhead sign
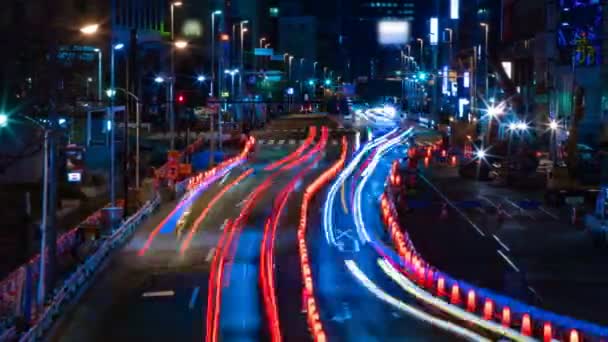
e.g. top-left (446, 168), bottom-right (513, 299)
top-left (430, 17), bottom-right (439, 45)
top-left (271, 54), bottom-right (285, 61)
top-left (67, 172), bottom-right (82, 183)
top-left (254, 48), bottom-right (274, 56)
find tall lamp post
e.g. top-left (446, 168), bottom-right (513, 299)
top-left (259, 37), bottom-right (267, 48)
top-left (289, 56), bottom-right (295, 82)
top-left (211, 10), bottom-right (223, 97)
top-left (0, 113), bottom-right (53, 308)
top-left (80, 24), bottom-right (102, 102)
top-left (169, 1), bottom-right (183, 150)
top-left (444, 28), bottom-right (453, 64)
top-left (107, 87), bottom-right (142, 189)
top-left (417, 38), bottom-right (424, 69)
top-left (240, 21), bottom-right (248, 97)
top-left (480, 23), bottom-right (489, 97)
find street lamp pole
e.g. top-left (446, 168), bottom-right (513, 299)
top-left (240, 21), bottom-right (248, 97)
top-left (211, 10), bottom-right (222, 97)
top-left (313, 61), bottom-right (318, 79)
top-left (417, 38), bottom-right (424, 69)
top-left (289, 56), bottom-right (294, 81)
top-left (480, 23), bottom-right (489, 97)
top-left (94, 49), bottom-right (103, 102)
top-left (445, 28), bottom-right (453, 64)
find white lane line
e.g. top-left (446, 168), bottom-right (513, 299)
top-left (479, 195), bottom-right (512, 218)
top-left (205, 248), bottom-right (216, 262)
top-left (142, 290), bottom-right (175, 298)
top-left (268, 140), bottom-right (275, 145)
top-left (419, 174), bottom-right (486, 237)
top-left (278, 139), bottom-right (285, 145)
top-left (299, 139), bottom-right (305, 144)
top-left (289, 139), bottom-right (296, 145)
top-left (497, 250), bottom-right (520, 273)
top-left (505, 198), bottom-right (534, 219)
top-left (220, 171), bottom-right (231, 185)
top-left (188, 287), bottom-right (200, 310)
top-left (538, 206), bottom-right (559, 220)
top-left (492, 234), bottom-right (510, 252)
top-left (258, 139), bottom-right (266, 145)
top-left (332, 139), bottom-right (339, 146)
top-left (219, 219), bottom-right (230, 230)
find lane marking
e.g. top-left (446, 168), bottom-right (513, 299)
top-left (189, 287), bottom-right (200, 310)
top-left (340, 181), bottom-right (349, 214)
top-left (289, 139), bottom-right (296, 145)
top-left (419, 174), bottom-right (486, 237)
top-left (538, 205), bottom-right (559, 220)
top-left (258, 139), bottom-right (266, 145)
top-left (206, 248), bottom-right (216, 262)
top-left (492, 234), bottom-right (510, 252)
top-left (479, 195), bottom-right (512, 218)
top-left (497, 250), bottom-right (520, 273)
top-left (268, 140), bottom-right (275, 145)
top-left (278, 139), bottom-right (285, 145)
top-left (220, 171), bottom-right (231, 185)
top-left (505, 198), bottom-right (534, 219)
top-left (219, 219), bottom-right (229, 230)
top-left (142, 290), bottom-right (175, 298)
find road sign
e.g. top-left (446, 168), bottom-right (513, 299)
top-left (565, 196), bottom-right (584, 205)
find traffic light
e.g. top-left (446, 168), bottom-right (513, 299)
top-left (417, 72), bottom-right (428, 81)
top-left (177, 94), bottom-right (185, 104)
top-left (308, 79), bottom-right (315, 86)
top-left (324, 79), bottom-right (331, 86)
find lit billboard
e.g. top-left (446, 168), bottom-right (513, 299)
top-left (378, 21), bottom-right (411, 45)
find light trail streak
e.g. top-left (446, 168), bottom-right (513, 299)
top-left (323, 128), bottom-right (400, 246)
top-left (260, 127), bottom-right (329, 341)
top-left (344, 259), bottom-right (491, 342)
top-left (179, 169), bottom-right (254, 254)
top-left (377, 258), bottom-right (536, 342)
top-left (353, 129), bottom-right (411, 243)
top-left (264, 126), bottom-right (316, 171)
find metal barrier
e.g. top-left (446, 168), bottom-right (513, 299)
top-left (16, 195), bottom-right (161, 342)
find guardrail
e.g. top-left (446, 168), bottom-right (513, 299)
top-left (0, 199), bottom-right (124, 332)
top-left (380, 160), bottom-right (608, 341)
top-left (16, 194), bottom-right (161, 342)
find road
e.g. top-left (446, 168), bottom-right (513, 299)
top-left (47, 115), bottom-right (365, 342)
top-left (316, 127), bottom-right (467, 341)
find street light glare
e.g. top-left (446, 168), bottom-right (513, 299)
top-left (174, 40), bottom-right (188, 49)
top-left (197, 75), bottom-right (206, 82)
top-left (487, 105), bottom-right (501, 117)
top-left (154, 76), bottom-right (165, 83)
top-left (172, 1), bottom-right (183, 6)
top-left (114, 43), bottom-right (125, 50)
top-left (213, 10), bottom-right (222, 15)
top-left (0, 114), bottom-right (7, 127)
top-left (549, 120), bottom-right (559, 130)
top-left (80, 24), bottom-right (99, 35)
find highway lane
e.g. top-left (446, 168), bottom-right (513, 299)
top-left (316, 129), bottom-right (461, 341)
top-left (47, 118), bottom-right (324, 342)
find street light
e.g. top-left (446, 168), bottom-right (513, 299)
top-left (313, 61), bottom-right (319, 78)
top-left (174, 40), bottom-right (188, 49)
top-left (154, 76), bottom-right (165, 83)
top-left (480, 23), bottom-right (489, 96)
top-left (239, 21), bottom-right (248, 97)
top-left (260, 37), bottom-right (267, 48)
top-left (224, 68), bottom-right (239, 98)
top-left (289, 56), bottom-right (295, 81)
top-left (80, 24), bottom-right (99, 35)
top-left (197, 75), bottom-right (206, 82)
top-left (444, 28), bottom-right (453, 63)
top-left (0, 113), bottom-right (54, 308)
top-left (210, 10), bottom-right (223, 96)
top-left (549, 119), bottom-right (559, 131)
top-left (416, 38), bottom-right (424, 69)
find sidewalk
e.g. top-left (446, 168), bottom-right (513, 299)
top-left (406, 144), bottom-right (608, 326)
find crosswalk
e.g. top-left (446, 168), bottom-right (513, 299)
top-left (257, 139), bottom-right (341, 146)
top-left (263, 128), bottom-right (352, 134)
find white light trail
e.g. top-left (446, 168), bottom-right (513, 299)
top-left (378, 259), bottom-right (536, 342)
top-left (345, 260), bottom-right (490, 342)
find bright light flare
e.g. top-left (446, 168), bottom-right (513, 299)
top-left (0, 114), bottom-right (8, 127)
top-left (549, 120), bottom-right (559, 131)
top-left (80, 24), bottom-right (99, 35)
top-left (174, 40), bottom-right (189, 49)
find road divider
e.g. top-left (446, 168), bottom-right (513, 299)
top-left (260, 126), bottom-right (330, 342)
top-left (380, 160), bottom-right (608, 342)
top-left (297, 136), bottom-right (348, 342)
